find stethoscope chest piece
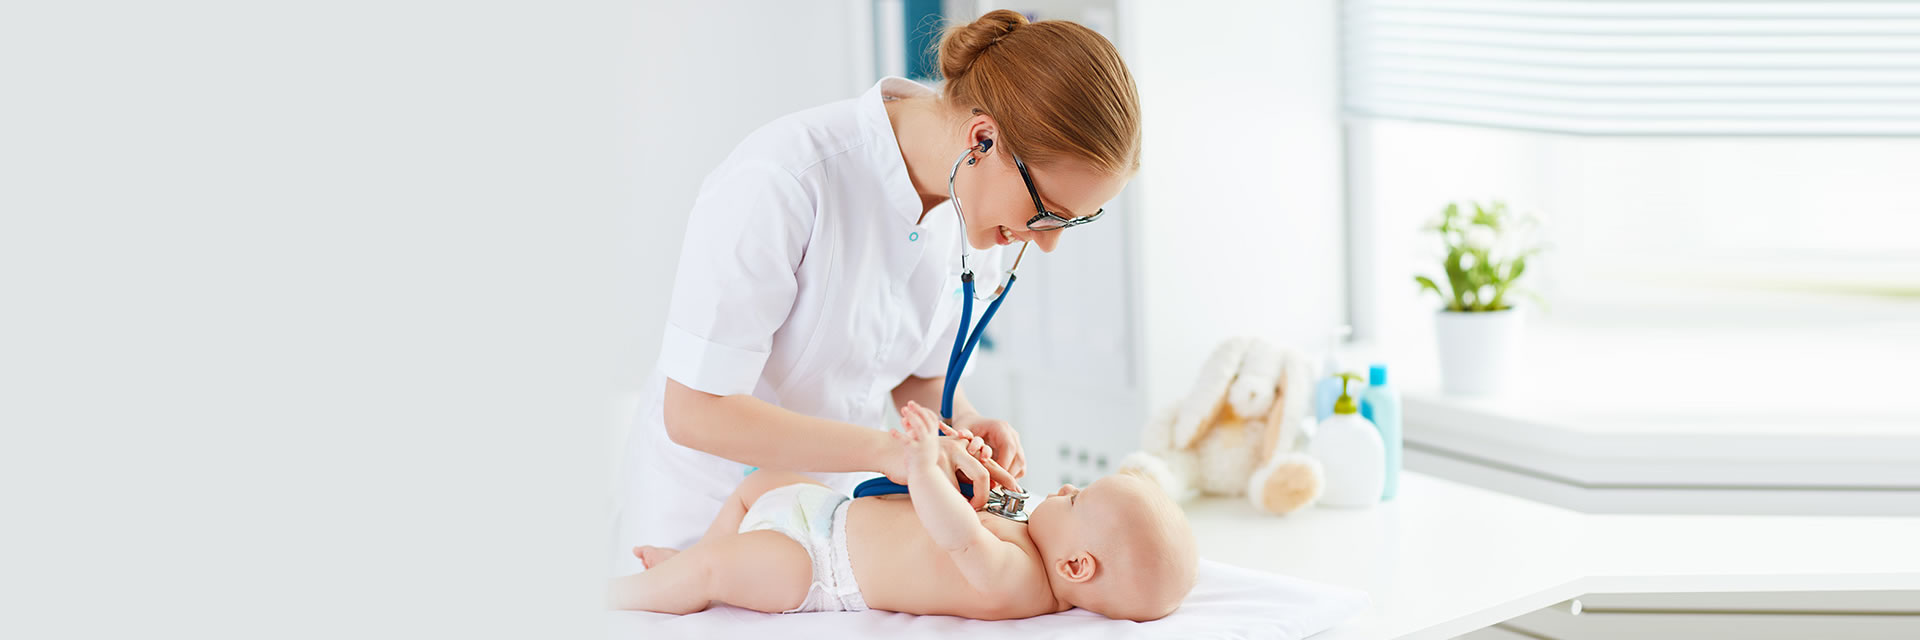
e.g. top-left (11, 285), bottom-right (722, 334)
top-left (983, 487), bottom-right (1031, 523)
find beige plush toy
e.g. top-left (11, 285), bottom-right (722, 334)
top-left (1121, 337), bottom-right (1323, 516)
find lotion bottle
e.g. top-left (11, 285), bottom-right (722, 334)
top-left (1311, 373), bottom-right (1385, 508)
top-left (1360, 363), bottom-right (1403, 501)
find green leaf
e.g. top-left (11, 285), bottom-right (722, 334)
top-left (1471, 208), bottom-right (1500, 231)
top-left (1439, 203), bottom-right (1460, 233)
top-left (1414, 275), bottom-right (1443, 298)
top-left (1443, 247), bottom-right (1469, 310)
top-left (1469, 250), bottom-right (1498, 290)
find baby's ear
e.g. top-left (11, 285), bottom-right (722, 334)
top-left (1054, 551), bottom-right (1099, 583)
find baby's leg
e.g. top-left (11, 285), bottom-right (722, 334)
top-left (608, 530), bottom-right (812, 613)
top-left (634, 470), bottom-right (827, 564)
top-left (612, 471), bottom-right (829, 612)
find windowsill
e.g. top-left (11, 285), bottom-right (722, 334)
top-left (1394, 322), bottom-right (1920, 516)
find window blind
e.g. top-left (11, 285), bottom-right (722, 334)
top-left (1341, 0), bottom-right (1920, 135)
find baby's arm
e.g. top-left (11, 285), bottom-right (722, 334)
top-left (895, 402), bottom-right (1031, 597)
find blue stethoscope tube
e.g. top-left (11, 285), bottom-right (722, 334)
top-left (942, 272), bottom-right (1017, 419)
top-left (854, 141), bottom-right (1022, 500)
top-left (853, 273), bottom-right (1015, 499)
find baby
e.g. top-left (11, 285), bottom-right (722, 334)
top-left (610, 401), bottom-right (1199, 621)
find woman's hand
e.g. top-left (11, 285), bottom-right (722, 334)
top-left (892, 401), bottom-right (1020, 509)
top-left (950, 413), bottom-right (1026, 479)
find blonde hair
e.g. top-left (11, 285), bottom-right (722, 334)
top-left (937, 10), bottom-right (1142, 175)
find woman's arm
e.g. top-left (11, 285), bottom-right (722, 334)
top-left (664, 378), bottom-right (900, 480)
top-left (666, 377), bottom-right (1012, 507)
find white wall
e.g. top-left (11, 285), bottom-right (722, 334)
top-left (1123, 0), bottom-right (1349, 410)
top-left (4, 1), bottom-right (642, 636)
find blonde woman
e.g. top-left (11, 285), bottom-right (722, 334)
top-left (617, 10), bottom-right (1142, 570)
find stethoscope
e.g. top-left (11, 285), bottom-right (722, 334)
top-left (851, 139), bottom-right (1032, 523)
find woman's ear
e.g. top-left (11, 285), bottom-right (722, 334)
top-left (1053, 551), bottom-right (1099, 583)
top-left (965, 114), bottom-right (999, 155)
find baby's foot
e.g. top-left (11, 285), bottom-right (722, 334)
top-left (632, 545), bottom-right (679, 569)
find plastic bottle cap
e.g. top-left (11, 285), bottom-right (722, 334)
top-left (1369, 364), bottom-right (1388, 386)
top-left (1334, 373), bottom-right (1364, 414)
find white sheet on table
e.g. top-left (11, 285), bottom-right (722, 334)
top-left (607, 559), bottom-right (1369, 640)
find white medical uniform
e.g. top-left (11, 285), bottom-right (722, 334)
top-left (614, 77), bottom-right (1001, 570)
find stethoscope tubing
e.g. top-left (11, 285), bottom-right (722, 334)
top-left (853, 142), bottom-right (1025, 500)
top-left (941, 272), bottom-right (1016, 420)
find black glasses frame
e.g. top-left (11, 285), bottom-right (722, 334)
top-left (1011, 153), bottom-right (1104, 231)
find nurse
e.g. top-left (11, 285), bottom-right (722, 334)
top-left (617, 10), bottom-right (1141, 564)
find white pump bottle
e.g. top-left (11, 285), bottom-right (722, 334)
top-left (1309, 373), bottom-right (1384, 508)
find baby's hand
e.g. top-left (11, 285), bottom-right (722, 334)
top-left (893, 401), bottom-right (944, 475)
top-left (901, 406), bottom-right (996, 471)
top-left (894, 401), bottom-right (1015, 509)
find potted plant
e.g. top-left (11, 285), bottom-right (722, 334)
top-left (1413, 200), bottom-right (1542, 395)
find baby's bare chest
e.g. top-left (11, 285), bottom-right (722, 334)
top-left (844, 497), bottom-right (1055, 618)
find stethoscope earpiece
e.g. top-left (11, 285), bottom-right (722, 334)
top-left (966, 138), bottom-right (992, 165)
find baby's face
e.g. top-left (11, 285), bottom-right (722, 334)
top-left (1025, 472), bottom-right (1198, 621)
top-left (1029, 472), bottom-right (1190, 618)
top-left (1025, 475), bottom-right (1126, 557)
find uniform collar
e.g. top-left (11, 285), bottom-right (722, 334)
top-left (861, 76), bottom-right (942, 227)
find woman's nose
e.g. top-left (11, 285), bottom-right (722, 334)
top-left (1035, 228), bottom-right (1061, 253)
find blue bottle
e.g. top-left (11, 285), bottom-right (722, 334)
top-left (1360, 363), bottom-right (1402, 501)
top-left (1314, 371), bottom-right (1343, 422)
top-left (1314, 352), bottom-right (1349, 422)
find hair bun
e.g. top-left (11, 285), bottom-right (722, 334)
top-left (939, 9), bottom-right (1028, 81)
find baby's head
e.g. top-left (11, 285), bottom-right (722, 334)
top-left (1025, 469), bottom-right (1198, 621)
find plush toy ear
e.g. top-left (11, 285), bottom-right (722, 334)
top-left (1258, 350), bottom-right (1310, 461)
top-left (1259, 351), bottom-right (1320, 455)
top-left (1229, 339), bottom-right (1285, 419)
top-left (1172, 338), bottom-right (1251, 449)
top-left (1256, 379), bottom-right (1290, 465)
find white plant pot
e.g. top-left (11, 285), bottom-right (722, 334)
top-left (1434, 308), bottom-right (1523, 396)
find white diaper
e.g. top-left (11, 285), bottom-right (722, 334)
top-left (737, 483), bottom-right (867, 613)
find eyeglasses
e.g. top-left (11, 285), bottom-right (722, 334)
top-left (1012, 153), bottom-right (1104, 232)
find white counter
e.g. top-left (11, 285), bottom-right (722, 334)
top-left (1186, 472), bottom-right (1920, 639)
